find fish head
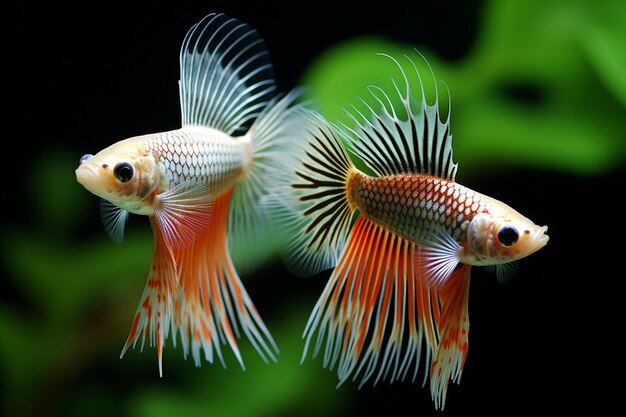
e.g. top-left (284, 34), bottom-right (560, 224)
top-left (75, 138), bottom-right (161, 214)
top-left (464, 203), bottom-right (549, 266)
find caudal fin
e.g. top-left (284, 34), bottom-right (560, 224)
top-left (228, 90), bottom-right (304, 273)
top-left (264, 108), bottom-right (356, 277)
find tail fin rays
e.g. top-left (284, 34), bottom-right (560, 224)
top-left (228, 90), bottom-right (304, 274)
top-left (265, 109), bottom-right (355, 277)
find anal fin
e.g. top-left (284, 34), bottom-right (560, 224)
top-left (302, 215), bottom-right (440, 387)
top-left (120, 218), bottom-right (179, 377)
top-left (175, 187), bottom-right (278, 368)
top-left (430, 263), bottom-right (471, 410)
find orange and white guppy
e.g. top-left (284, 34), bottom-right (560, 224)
top-left (267, 53), bottom-right (549, 409)
top-left (75, 13), bottom-right (302, 375)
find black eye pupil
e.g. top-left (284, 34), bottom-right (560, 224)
top-left (114, 162), bottom-right (134, 183)
top-left (498, 226), bottom-right (519, 246)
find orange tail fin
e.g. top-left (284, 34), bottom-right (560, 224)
top-left (120, 217), bottom-right (179, 377)
top-left (174, 187), bottom-right (277, 369)
top-left (430, 264), bottom-right (471, 409)
top-left (302, 215), bottom-right (440, 387)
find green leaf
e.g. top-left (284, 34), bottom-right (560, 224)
top-left (299, 0), bottom-right (626, 177)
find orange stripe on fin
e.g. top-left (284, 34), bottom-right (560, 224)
top-left (302, 215), bottom-right (440, 387)
top-left (429, 263), bottom-right (471, 410)
top-left (175, 187), bottom-right (278, 369)
top-left (121, 187), bottom-right (277, 375)
top-left (120, 217), bottom-right (178, 377)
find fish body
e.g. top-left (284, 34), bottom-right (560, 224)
top-left (76, 13), bottom-right (302, 374)
top-left (348, 172), bottom-right (548, 269)
top-left (78, 127), bottom-right (249, 213)
top-left (78, 127), bottom-right (246, 206)
top-left (268, 53), bottom-right (548, 409)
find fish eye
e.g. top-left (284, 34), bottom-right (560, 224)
top-left (80, 154), bottom-right (93, 163)
top-left (114, 162), bottom-right (134, 183)
top-left (497, 225), bottom-right (519, 247)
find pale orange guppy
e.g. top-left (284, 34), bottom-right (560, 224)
top-left (266, 53), bottom-right (549, 409)
top-left (76, 13), bottom-right (303, 375)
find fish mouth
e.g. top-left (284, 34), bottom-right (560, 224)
top-left (75, 165), bottom-right (98, 191)
top-left (535, 225), bottom-right (549, 248)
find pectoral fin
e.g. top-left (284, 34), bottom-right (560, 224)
top-left (416, 228), bottom-right (462, 288)
top-left (99, 199), bottom-right (129, 242)
top-left (154, 181), bottom-right (212, 249)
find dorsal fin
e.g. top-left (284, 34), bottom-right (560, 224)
top-left (178, 13), bottom-right (276, 134)
top-left (338, 52), bottom-right (458, 181)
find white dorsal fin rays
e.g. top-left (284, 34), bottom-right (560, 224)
top-left (416, 227), bottom-right (462, 289)
top-left (179, 13), bottom-right (276, 135)
top-left (337, 51), bottom-right (458, 181)
top-left (153, 181), bottom-right (212, 249)
top-left (99, 200), bottom-right (129, 242)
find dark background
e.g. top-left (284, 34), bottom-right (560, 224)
top-left (3, 1), bottom-right (620, 416)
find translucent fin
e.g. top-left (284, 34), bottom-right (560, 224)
top-left (173, 188), bottom-right (278, 369)
top-left (338, 51), bottom-right (457, 180)
top-left (495, 261), bottom-right (519, 283)
top-left (228, 89), bottom-right (304, 274)
top-left (302, 215), bottom-right (441, 388)
top-left (263, 108), bottom-right (355, 277)
top-left (153, 181), bottom-right (212, 249)
top-left (484, 261), bottom-right (519, 283)
top-left (179, 13), bottom-right (276, 134)
top-left (416, 228), bottom-right (462, 288)
top-left (120, 217), bottom-right (179, 377)
top-left (99, 199), bottom-right (129, 242)
top-left (430, 264), bottom-right (471, 410)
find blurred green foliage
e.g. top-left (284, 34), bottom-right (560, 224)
top-left (2, 0), bottom-right (625, 416)
top-left (302, 0), bottom-right (626, 177)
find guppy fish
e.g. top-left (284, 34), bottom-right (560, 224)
top-left (267, 53), bottom-right (549, 409)
top-left (75, 13), bottom-right (302, 375)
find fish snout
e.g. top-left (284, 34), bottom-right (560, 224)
top-left (535, 225), bottom-right (549, 248)
top-left (75, 164), bottom-right (99, 190)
